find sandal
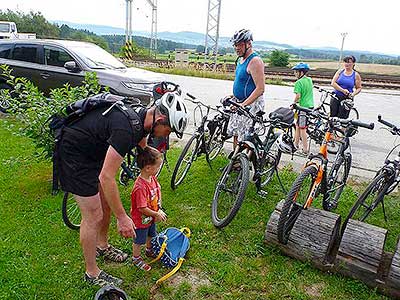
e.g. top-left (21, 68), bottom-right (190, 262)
top-left (132, 256), bottom-right (151, 271)
top-left (145, 248), bottom-right (157, 258)
top-left (96, 245), bottom-right (128, 263)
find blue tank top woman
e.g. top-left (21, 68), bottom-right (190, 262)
top-left (334, 70), bottom-right (355, 98)
top-left (233, 52), bottom-right (258, 102)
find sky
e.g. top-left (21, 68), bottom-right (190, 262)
top-left (3, 0), bottom-right (400, 55)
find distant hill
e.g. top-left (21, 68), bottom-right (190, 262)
top-left (52, 20), bottom-right (400, 65)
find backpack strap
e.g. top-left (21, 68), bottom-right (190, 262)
top-left (149, 235), bottom-right (168, 264)
top-left (155, 258), bottom-right (185, 284)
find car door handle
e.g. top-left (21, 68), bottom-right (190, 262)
top-left (40, 72), bottom-right (51, 79)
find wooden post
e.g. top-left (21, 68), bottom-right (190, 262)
top-left (265, 200), bottom-right (341, 269)
top-left (335, 219), bottom-right (388, 286)
top-left (386, 238), bottom-right (400, 297)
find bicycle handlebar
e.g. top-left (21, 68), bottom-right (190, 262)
top-left (348, 119), bottom-right (375, 130)
top-left (378, 115), bottom-right (400, 134)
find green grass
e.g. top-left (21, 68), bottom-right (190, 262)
top-left (0, 116), bottom-right (397, 300)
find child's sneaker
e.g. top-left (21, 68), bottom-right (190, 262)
top-left (132, 256), bottom-right (152, 271)
top-left (84, 270), bottom-right (123, 287)
top-left (145, 248), bottom-right (157, 258)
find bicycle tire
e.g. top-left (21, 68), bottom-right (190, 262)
top-left (170, 135), bottom-right (199, 189)
top-left (206, 125), bottom-right (224, 161)
top-left (322, 153), bottom-right (352, 211)
top-left (62, 192), bottom-right (81, 230)
top-left (277, 165), bottom-right (318, 244)
top-left (348, 107), bottom-right (359, 120)
top-left (211, 153), bottom-right (250, 228)
top-left (344, 173), bottom-right (391, 225)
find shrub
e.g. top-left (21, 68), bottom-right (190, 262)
top-left (0, 64), bottom-right (102, 159)
top-left (269, 49), bottom-right (290, 67)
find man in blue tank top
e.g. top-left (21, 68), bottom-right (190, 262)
top-left (227, 29), bottom-right (265, 148)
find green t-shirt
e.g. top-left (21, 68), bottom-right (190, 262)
top-left (294, 76), bottom-right (314, 108)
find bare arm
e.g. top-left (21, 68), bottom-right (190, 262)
top-left (99, 145), bottom-right (134, 237)
top-left (331, 69), bottom-right (350, 95)
top-left (241, 57), bottom-right (265, 107)
top-left (139, 207), bottom-right (167, 222)
top-left (353, 72), bottom-right (362, 96)
top-left (293, 93), bottom-right (301, 103)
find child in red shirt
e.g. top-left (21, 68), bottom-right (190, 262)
top-left (130, 147), bottom-right (167, 271)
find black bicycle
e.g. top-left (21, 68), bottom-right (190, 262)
top-left (277, 105), bottom-right (374, 244)
top-left (211, 100), bottom-right (292, 228)
top-left (344, 115), bottom-right (400, 224)
top-left (170, 94), bottom-right (231, 190)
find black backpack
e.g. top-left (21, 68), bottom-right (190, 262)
top-left (49, 92), bottom-right (143, 193)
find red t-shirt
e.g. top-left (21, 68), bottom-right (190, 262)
top-left (130, 175), bottom-right (161, 229)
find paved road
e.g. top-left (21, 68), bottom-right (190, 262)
top-left (162, 73), bottom-right (400, 179)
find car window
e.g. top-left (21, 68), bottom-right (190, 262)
top-left (0, 44), bottom-right (13, 58)
top-left (12, 45), bottom-right (39, 63)
top-left (44, 46), bottom-right (74, 67)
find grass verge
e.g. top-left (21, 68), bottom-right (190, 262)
top-left (0, 116), bottom-right (397, 300)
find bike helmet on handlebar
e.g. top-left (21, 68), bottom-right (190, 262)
top-left (276, 133), bottom-right (297, 154)
top-left (94, 285), bottom-right (129, 300)
top-left (156, 92), bottom-right (189, 139)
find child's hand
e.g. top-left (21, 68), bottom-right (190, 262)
top-left (155, 210), bottom-right (167, 222)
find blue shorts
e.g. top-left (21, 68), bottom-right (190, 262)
top-left (134, 223), bottom-right (157, 245)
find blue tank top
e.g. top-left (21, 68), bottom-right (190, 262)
top-left (334, 70), bottom-right (356, 98)
top-left (233, 53), bottom-right (258, 102)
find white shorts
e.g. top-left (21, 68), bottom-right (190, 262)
top-left (227, 95), bottom-right (265, 141)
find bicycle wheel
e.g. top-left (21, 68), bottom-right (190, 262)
top-left (206, 125), bottom-right (224, 161)
top-left (322, 153), bottom-right (352, 211)
top-left (170, 135), bottom-right (199, 189)
top-left (277, 165), bottom-right (318, 244)
top-left (344, 173), bottom-right (391, 224)
top-left (259, 142), bottom-right (282, 188)
top-left (62, 192), bottom-right (81, 230)
top-left (211, 154), bottom-right (250, 228)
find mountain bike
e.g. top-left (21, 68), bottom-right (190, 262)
top-left (170, 94), bottom-right (231, 190)
top-left (307, 86), bottom-right (359, 154)
top-left (343, 115), bottom-right (400, 225)
top-left (277, 104), bottom-right (374, 244)
top-left (211, 100), bottom-right (292, 228)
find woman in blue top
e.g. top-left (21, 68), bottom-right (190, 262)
top-left (227, 29), bottom-right (265, 149)
top-left (330, 55), bottom-right (362, 118)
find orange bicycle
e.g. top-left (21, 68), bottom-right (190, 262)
top-left (277, 104), bottom-right (374, 244)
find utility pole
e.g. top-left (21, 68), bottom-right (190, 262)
top-left (339, 32), bottom-right (348, 67)
top-left (204, 0), bottom-right (222, 70)
top-left (125, 0), bottom-right (133, 43)
top-left (146, 0), bottom-right (158, 58)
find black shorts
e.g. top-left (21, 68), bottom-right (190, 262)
top-left (59, 129), bottom-right (103, 197)
top-left (296, 111), bottom-right (309, 129)
top-left (330, 96), bottom-right (350, 119)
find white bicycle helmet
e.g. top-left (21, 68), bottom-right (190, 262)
top-left (276, 133), bottom-right (296, 154)
top-left (157, 92), bottom-right (188, 138)
top-left (230, 29), bottom-right (253, 44)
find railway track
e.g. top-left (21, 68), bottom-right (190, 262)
top-left (127, 59), bottom-right (400, 90)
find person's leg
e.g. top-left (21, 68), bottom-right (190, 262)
top-left (75, 193), bottom-right (103, 277)
top-left (132, 228), bottom-right (151, 271)
top-left (300, 128), bottom-right (308, 152)
top-left (330, 97), bottom-right (339, 117)
top-left (97, 183), bottom-right (111, 249)
top-left (294, 125), bottom-right (300, 149)
top-left (145, 223), bottom-right (157, 258)
top-left (233, 136), bottom-right (238, 150)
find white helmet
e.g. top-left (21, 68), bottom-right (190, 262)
top-left (157, 92), bottom-right (188, 138)
top-left (276, 133), bottom-right (296, 154)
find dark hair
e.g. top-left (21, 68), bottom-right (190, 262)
top-left (343, 55), bottom-right (356, 63)
top-left (137, 147), bottom-right (162, 169)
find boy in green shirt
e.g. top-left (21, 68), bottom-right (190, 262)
top-left (292, 62), bottom-right (314, 154)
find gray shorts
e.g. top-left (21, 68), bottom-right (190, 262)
top-left (227, 95), bottom-right (265, 141)
top-left (297, 111), bottom-right (308, 129)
